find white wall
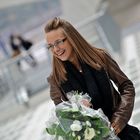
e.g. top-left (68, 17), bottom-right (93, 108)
top-left (60, 0), bottom-right (102, 24)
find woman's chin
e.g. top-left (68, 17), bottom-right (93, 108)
top-left (59, 57), bottom-right (68, 61)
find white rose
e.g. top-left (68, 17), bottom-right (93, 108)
top-left (70, 123), bottom-right (82, 131)
top-left (86, 121), bottom-right (91, 127)
top-left (77, 135), bottom-right (81, 140)
top-left (73, 120), bottom-right (81, 125)
top-left (84, 128), bottom-right (96, 140)
top-left (58, 136), bottom-right (63, 140)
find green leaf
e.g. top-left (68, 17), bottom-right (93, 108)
top-left (46, 124), bottom-right (57, 135)
top-left (46, 123), bottom-right (66, 136)
top-left (100, 127), bottom-right (110, 137)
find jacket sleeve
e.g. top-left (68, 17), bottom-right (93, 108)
top-left (102, 51), bottom-right (135, 131)
top-left (47, 76), bottom-right (66, 105)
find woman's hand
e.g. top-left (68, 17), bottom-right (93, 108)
top-left (111, 122), bottom-right (121, 135)
top-left (80, 99), bottom-right (93, 108)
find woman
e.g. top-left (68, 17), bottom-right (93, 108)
top-left (45, 17), bottom-right (140, 139)
top-left (10, 34), bottom-right (37, 67)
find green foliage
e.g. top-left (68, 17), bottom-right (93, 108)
top-left (46, 108), bottom-right (110, 140)
top-left (46, 92), bottom-right (114, 140)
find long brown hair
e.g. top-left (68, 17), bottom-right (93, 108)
top-left (45, 17), bottom-right (107, 85)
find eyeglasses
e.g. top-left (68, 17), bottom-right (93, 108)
top-left (47, 37), bottom-right (67, 50)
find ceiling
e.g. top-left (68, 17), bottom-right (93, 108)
top-left (0, 0), bottom-right (36, 9)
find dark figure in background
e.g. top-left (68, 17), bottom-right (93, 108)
top-left (10, 34), bottom-right (37, 68)
top-left (16, 35), bottom-right (37, 67)
top-left (10, 34), bottom-right (21, 58)
top-left (45, 17), bottom-right (140, 140)
top-left (10, 34), bottom-right (21, 68)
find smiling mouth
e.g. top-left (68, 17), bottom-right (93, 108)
top-left (56, 50), bottom-right (65, 56)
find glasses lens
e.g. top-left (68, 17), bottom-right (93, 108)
top-left (55, 40), bottom-right (63, 47)
top-left (47, 38), bottom-right (66, 50)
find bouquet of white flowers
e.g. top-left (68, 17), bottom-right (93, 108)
top-left (46, 91), bottom-right (120, 140)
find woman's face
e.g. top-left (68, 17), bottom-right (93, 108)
top-left (46, 28), bottom-right (74, 61)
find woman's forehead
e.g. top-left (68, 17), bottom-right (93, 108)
top-left (47, 28), bottom-right (64, 36)
top-left (46, 28), bottom-right (65, 42)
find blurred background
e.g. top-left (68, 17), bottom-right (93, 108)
top-left (0, 0), bottom-right (140, 139)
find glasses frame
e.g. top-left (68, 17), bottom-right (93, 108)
top-left (47, 37), bottom-right (67, 50)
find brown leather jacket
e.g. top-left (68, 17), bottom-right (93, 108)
top-left (47, 51), bottom-right (135, 132)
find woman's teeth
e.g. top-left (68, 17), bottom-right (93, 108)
top-left (57, 50), bottom-right (65, 56)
